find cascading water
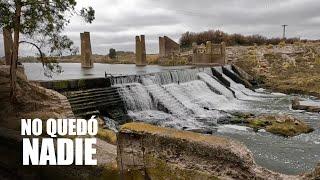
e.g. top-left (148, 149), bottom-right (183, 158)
top-left (197, 72), bottom-right (235, 99)
top-left (163, 83), bottom-right (225, 121)
top-left (213, 66), bottom-right (276, 100)
top-left (117, 83), bottom-right (153, 111)
top-left (115, 68), bottom-right (234, 129)
top-left (115, 67), bottom-right (278, 124)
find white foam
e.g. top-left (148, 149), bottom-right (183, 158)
top-left (217, 124), bottom-right (251, 133)
top-left (299, 100), bottom-right (320, 107)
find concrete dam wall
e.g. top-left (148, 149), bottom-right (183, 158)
top-left (38, 65), bottom-right (254, 126)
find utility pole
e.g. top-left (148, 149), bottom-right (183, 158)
top-left (282, 25), bottom-right (288, 39)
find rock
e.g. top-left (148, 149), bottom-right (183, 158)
top-left (232, 112), bottom-right (255, 119)
top-left (292, 98), bottom-right (320, 113)
top-left (248, 115), bottom-right (313, 137)
top-left (302, 163), bottom-right (320, 179)
top-left (0, 65), bottom-right (74, 130)
top-left (97, 128), bottom-right (117, 145)
top-left (102, 116), bottom-right (119, 132)
top-left (0, 127), bottom-right (119, 179)
top-left (117, 122), bottom-right (297, 180)
top-left (258, 129), bottom-right (267, 133)
top-left (185, 128), bottom-right (213, 134)
top-left (230, 111), bottom-right (313, 137)
top-left (308, 106), bottom-right (320, 113)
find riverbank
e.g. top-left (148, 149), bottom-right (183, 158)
top-left (0, 65), bottom-right (119, 179)
top-left (230, 42), bottom-right (320, 98)
top-left (0, 65), bottom-right (74, 130)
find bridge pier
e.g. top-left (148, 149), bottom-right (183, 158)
top-left (80, 32), bottom-right (93, 68)
top-left (135, 35), bottom-right (146, 66)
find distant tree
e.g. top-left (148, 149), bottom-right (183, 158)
top-left (179, 29), bottom-right (303, 48)
top-left (0, 0), bottom-right (95, 102)
top-left (109, 48), bottom-right (117, 59)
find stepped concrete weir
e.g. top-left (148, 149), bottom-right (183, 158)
top-left (38, 65), bottom-right (252, 123)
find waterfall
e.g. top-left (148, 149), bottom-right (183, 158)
top-left (114, 67), bottom-right (284, 130)
top-left (145, 84), bottom-right (192, 116)
top-left (117, 83), bottom-right (154, 111)
top-left (213, 66), bottom-right (269, 100)
top-left (197, 72), bottom-right (235, 99)
top-left (178, 80), bottom-right (239, 111)
top-left (113, 75), bottom-right (140, 85)
top-left (113, 68), bottom-right (204, 86)
top-left (164, 83), bottom-right (222, 119)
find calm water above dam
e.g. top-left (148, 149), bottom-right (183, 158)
top-left (23, 63), bottom-right (320, 175)
top-left (23, 63), bottom-right (192, 81)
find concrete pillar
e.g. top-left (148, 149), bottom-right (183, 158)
top-left (192, 42), bottom-right (198, 64)
top-left (80, 32), bottom-right (93, 68)
top-left (192, 42), bottom-right (197, 53)
top-left (3, 27), bottom-right (13, 65)
top-left (135, 36), bottom-right (142, 64)
top-left (159, 37), bottom-right (165, 57)
top-left (135, 35), bottom-right (146, 66)
top-left (206, 41), bottom-right (213, 63)
top-left (206, 41), bottom-right (212, 54)
top-left (221, 42), bottom-right (226, 64)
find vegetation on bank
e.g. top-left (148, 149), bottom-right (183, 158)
top-left (97, 128), bottom-right (117, 145)
top-left (234, 43), bottom-right (320, 98)
top-left (0, 67), bottom-right (73, 131)
top-left (179, 29), bottom-right (319, 48)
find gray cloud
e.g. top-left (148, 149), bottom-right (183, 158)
top-left (1, 0), bottom-right (320, 57)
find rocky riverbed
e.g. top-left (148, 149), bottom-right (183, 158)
top-left (230, 113), bottom-right (314, 137)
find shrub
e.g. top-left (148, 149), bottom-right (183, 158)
top-left (108, 48), bottom-right (117, 59)
top-left (279, 41), bottom-right (286, 47)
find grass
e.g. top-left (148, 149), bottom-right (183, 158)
top-left (234, 43), bottom-right (320, 98)
top-left (247, 115), bottom-right (313, 137)
top-left (96, 128), bottom-right (117, 145)
top-left (121, 122), bottom-right (230, 145)
top-left (266, 122), bottom-right (313, 137)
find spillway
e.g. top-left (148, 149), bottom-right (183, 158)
top-left (113, 67), bottom-right (283, 130)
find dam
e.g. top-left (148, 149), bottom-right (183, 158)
top-left (26, 63), bottom-right (320, 175)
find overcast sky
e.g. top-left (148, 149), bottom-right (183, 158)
top-left (1, 0), bottom-right (320, 56)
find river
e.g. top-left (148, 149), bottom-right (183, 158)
top-left (23, 63), bottom-right (320, 175)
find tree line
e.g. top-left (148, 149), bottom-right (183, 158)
top-left (179, 30), bottom-right (317, 48)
